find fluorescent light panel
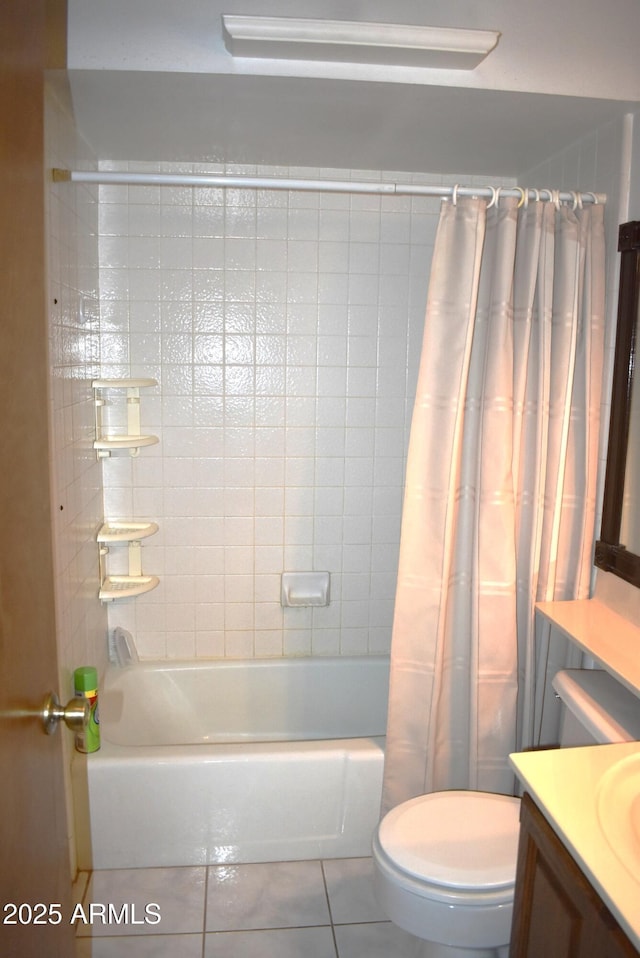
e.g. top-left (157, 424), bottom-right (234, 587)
top-left (221, 15), bottom-right (500, 70)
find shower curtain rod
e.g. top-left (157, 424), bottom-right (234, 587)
top-left (53, 169), bottom-right (606, 206)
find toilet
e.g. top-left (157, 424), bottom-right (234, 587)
top-left (372, 668), bottom-right (640, 958)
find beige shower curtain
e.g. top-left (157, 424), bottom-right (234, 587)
top-left (382, 195), bottom-right (605, 813)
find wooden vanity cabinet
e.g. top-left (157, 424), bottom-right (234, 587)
top-left (510, 793), bottom-right (638, 958)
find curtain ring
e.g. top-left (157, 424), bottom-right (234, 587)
top-left (514, 187), bottom-right (526, 208)
top-left (486, 186), bottom-right (498, 208)
top-left (531, 188), bottom-right (540, 202)
top-left (540, 188), bottom-right (553, 204)
top-left (551, 189), bottom-right (561, 210)
top-left (585, 191), bottom-right (599, 205)
top-left (572, 191), bottom-right (583, 211)
top-left (451, 184), bottom-right (460, 206)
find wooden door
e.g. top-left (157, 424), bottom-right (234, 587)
top-left (0, 2), bottom-right (76, 956)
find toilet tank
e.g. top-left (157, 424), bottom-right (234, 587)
top-left (552, 669), bottom-right (640, 746)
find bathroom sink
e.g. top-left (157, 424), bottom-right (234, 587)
top-left (596, 753), bottom-right (640, 881)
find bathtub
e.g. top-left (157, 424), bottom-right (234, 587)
top-left (72, 655), bottom-right (388, 870)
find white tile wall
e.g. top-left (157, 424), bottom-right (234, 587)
top-left (97, 163), bottom-right (513, 659)
top-left (46, 83), bottom-right (106, 679)
top-left (45, 80), bottom-right (106, 871)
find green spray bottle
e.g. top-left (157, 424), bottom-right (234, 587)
top-left (74, 666), bottom-right (100, 752)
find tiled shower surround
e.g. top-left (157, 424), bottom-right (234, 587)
top-left (98, 164), bottom-right (512, 660)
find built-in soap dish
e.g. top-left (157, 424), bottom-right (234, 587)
top-left (281, 571), bottom-right (331, 607)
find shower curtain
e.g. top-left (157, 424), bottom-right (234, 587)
top-left (382, 195), bottom-right (605, 813)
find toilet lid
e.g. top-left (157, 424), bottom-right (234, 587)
top-left (378, 790), bottom-right (520, 891)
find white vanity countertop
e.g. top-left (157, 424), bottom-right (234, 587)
top-left (536, 598), bottom-right (640, 697)
top-left (510, 742), bottom-right (640, 950)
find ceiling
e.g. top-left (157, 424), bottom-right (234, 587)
top-left (63, 0), bottom-right (640, 177)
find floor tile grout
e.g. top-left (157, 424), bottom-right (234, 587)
top-left (320, 859), bottom-right (340, 958)
top-left (200, 865), bottom-right (209, 958)
top-left (75, 856), bottom-right (411, 958)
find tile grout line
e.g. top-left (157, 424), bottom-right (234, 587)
top-left (201, 863), bottom-right (209, 958)
top-left (320, 858), bottom-right (341, 958)
top-left (78, 858), bottom-right (398, 954)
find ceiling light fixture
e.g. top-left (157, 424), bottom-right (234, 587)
top-left (221, 15), bottom-right (500, 70)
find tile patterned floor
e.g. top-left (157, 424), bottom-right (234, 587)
top-left (73, 857), bottom-right (425, 957)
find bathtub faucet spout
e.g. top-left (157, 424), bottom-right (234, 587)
top-left (109, 627), bottom-right (139, 667)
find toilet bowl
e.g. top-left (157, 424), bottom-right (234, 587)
top-left (372, 790), bottom-right (520, 957)
top-left (373, 668), bottom-right (640, 958)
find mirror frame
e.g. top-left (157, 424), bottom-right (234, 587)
top-left (595, 220), bottom-right (640, 586)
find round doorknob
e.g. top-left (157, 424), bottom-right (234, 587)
top-left (41, 693), bottom-right (90, 735)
